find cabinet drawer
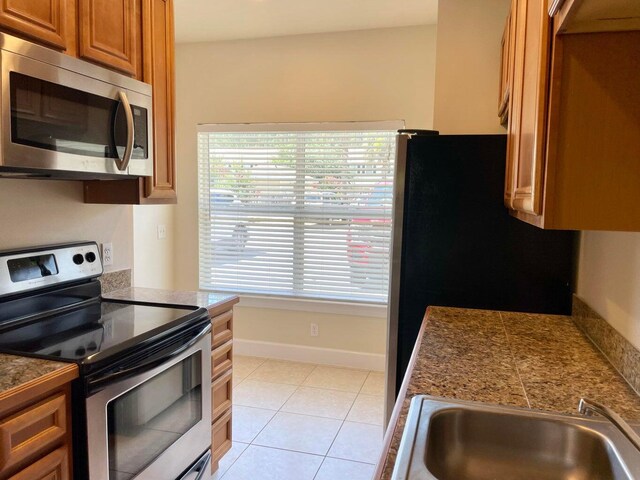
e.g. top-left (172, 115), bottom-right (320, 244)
top-left (211, 369), bottom-right (232, 421)
top-left (211, 311), bottom-right (233, 349)
top-left (8, 446), bottom-right (69, 480)
top-left (211, 340), bottom-right (233, 380)
top-left (0, 394), bottom-right (67, 474)
top-left (211, 409), bottom-right (232, 469)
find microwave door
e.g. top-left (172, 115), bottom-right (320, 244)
top-left (1, 46), bottom-right (152, 178)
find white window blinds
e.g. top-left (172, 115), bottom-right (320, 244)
top-left (197, 121), bottom-right (402, 304)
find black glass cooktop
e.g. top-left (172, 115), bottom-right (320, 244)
top-left (0, 300), bottom-right (207, 366)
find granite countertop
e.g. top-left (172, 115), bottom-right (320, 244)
top-left (104, 287), bottom-right (239, 313)
top-left (378, 306), bottom-right (640, 479)
top-left (0, 354), bottom-right (78, 402)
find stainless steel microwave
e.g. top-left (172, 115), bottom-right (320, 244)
top-left (0, 33), bottom-right (153, 179)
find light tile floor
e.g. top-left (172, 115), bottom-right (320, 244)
top-left (211, 356), bottom-right (385, 480)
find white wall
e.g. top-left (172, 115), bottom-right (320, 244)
top-left (578, 232), bottom-right (640, 350)
top-left (174, 25), bottom-right (437, 357)
top-left (0, 180), bottom-right (132, 272)
top-left (433, 0), bottom-right (509, 134)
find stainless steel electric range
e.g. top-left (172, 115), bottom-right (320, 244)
top-left (0, 242), bottom-right (212, 480)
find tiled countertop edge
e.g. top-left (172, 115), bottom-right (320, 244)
top-left (373, 310), bottom-right (429, 480)
top-left (572, 295), bottom-right (640, 396)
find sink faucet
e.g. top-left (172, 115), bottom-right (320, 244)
top-left (578, 398), bottom-right (640, 452)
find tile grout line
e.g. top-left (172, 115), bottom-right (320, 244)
top-left (217, 441), bottom-right (249, 480)
top-left (227, 359), bottom-right (380, 479)
top-left (498, 312), bottom-right (531, 409)
top-left (225, 357), bottom-right (298, 478)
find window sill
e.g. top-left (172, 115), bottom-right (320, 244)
top-left (216, 293), bottom-right (388, 318)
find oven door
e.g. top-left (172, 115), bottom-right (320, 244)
top-left (86, 326), bottom-right (211, 480)
top-left (0, 48), bottom-right (153, 178)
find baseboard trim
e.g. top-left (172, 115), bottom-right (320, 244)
top-left (233, 339), bottom-right (386, 371)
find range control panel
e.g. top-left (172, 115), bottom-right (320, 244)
top-left (0, 242), bottom-right (103, 298)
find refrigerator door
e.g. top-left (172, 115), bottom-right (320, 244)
top-left (385, 134), bottom-right (575, 424)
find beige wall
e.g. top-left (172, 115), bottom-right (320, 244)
top-left (433, 0), bottom-right (509, 134)
top-left (174, 25), bottom-right (437, 355)
top-left (235, 307), bottom-right (386, 355)
top-left (578, 232), bottom-right (640, 350)
top-left (132, 205), bottom-right (175, 289)
top-left (0, 179), bottom-right (132, 272)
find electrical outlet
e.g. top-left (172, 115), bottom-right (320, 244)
top-left (102, 242), bottom-right (113, 266)
top-left (157, 224), bottom-right (167, 240)
top-left (310, 323), bottom-right (319, 337)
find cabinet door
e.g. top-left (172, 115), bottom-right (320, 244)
top-left (142, 0), bottom-right (177, 201)
top-left (7, 447), bottom-right (69, 480)
top-left (83, 0), bottom-right (177, 205)
top-left (505, 0), bottom-right (551, 215)
top-left (0, 0), bottom-right (70, 50)
top-left (78, 0), bottom-right (141, 76)
top-left (498, 12), bottom-right (511, 123)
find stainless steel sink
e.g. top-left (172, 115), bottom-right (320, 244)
top-left (391, 396), bottom-right (640, 480)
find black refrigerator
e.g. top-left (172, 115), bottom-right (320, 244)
top-left (385, 132), bottom-right (575, 416)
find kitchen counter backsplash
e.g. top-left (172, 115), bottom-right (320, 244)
top-left (99, 269), bottom-right (132, 294)
top-left (573, 295), bottom-right (640, 395)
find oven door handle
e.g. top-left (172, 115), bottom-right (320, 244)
top-left (178, 450), bottom-right (211, 480)
top-left (88, 323), bottom-right (211, 390)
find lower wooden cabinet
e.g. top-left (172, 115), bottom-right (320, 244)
top-left (208, 301), bottom-right (237, 474)
top-left (211, 410), bottom-right (232, 471)
top-left (211, 340), bottom-right (233, 379)
top-left (7, 447), bottom-right (69, 480)
top-left (0, 394), bottom-right (67, 473)
top-left (0, 366), bottom-right (76, 480)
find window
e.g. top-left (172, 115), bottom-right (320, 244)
top-left (197, 121), bottom-right (402, 304)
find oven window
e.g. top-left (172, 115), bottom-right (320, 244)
top-left (9, 72), bottom-right (148, 160)
top-left (107, 352), bottom-right (202, 480)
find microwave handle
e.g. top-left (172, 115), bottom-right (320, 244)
top-left (114, 90), bottom-right (135, 172)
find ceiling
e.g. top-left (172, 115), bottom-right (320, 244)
top-left (174, 0), bottom-right (438, 44)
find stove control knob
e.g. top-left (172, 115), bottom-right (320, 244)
top-left (75, 347), bottom-right (86, 356)
top-left (73, 254), bottom-right (84, 265)
top-left (85, 252), bottom-right (97, 263)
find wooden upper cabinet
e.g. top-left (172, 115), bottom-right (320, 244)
top-left (498, 12), bottom-right (511, 125)
top-left (551, 0), bottom-right (640, 34)
top-left (0, 0), bottom-right (73, 51)
top-left (83, 0), bottom-right (177, 204)
top-left (503, 0), bottom-right (640, 231)
top-left (142, 0), bottom-right (177, 201)
top-left (505, 0), bottom-right (550, 216)
top-left (78, 0), bottom-right (141, 76)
